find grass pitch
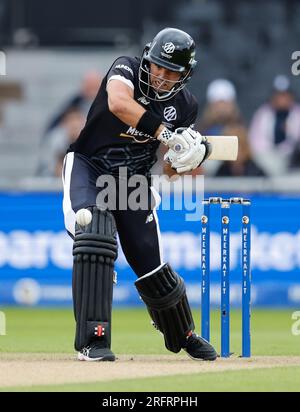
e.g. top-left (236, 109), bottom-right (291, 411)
top-left (0, 307), bottom-right (299, 391)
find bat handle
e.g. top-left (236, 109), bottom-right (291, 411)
top-left (203, 137), bottom-right (212, 161)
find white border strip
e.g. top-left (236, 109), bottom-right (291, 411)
top-left (62, 152), bottom-right (76, 236)
top-left (137, 263), bottom-right (166, 281)
top-left (107, 75), bottom-right (134, 90)
top-left (150, 186), bottom-right (164, 265)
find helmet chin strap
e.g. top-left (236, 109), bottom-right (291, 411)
top-left (147, 65), bottom-right (182, 100)
top-left (154, 87), bottom-right (175, 100)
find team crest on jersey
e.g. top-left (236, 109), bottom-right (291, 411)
top-left (162, 42), bottom-right (175, 54)
top-left (164, 106), bottom-right (177, 122)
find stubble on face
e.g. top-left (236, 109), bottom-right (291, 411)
top-left (149, 63), bottom-right (181, 92)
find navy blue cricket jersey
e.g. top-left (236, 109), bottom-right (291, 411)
top-left (69, 56), bottom-right (198, 177)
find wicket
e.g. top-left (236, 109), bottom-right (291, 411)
top-left (201, 197), bottom-right (251, 358)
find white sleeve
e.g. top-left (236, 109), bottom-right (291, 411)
top-left (107, 75), bottom-right (134, 90)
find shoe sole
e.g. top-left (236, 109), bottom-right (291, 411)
top-left (77, 353), bottom-right (116, 362)
top-left (184, 349), bottom-right (217, 362)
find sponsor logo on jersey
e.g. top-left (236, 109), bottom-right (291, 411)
top-left (145, 213), bottom-right (154, 224)
top-left (125, 127), bottom-right (152, 138)
top-left (120, 127), bottom-right (153, 143)
top-left (164, 106), bottom-right (177, 122)
top-left (162, 42), bottom-right (175, 54)
top-left (138, 96), bottom-right (150, 105)
top-left (115, 64), bottom-right (133, 76)
top-left (162, 121), bottom-right (175, 129)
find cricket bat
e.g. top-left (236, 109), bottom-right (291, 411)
top-left (205, 135), bottom-right (238, 161)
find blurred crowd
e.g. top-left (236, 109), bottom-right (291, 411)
top-left (35, 71), bottom-right (300, 178)
top-left (36, 71), bottom-right (102, 177)
top-left (196, 74), bottom-right (300, 177)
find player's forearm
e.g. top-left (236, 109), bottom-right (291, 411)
top-left (108, 94), bottom-right (147, 127)
top-left (109, 95), bottom-right (166, 139)
top-left (107, 80), bottom-right (167, 139)
top-left (154, 125), bottom-right (165, 137)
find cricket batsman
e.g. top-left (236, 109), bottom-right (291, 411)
top-left (62, 27), bottom-right (217, 361)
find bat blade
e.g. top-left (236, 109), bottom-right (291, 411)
top-left (205, 135), bottom-right (238, 161)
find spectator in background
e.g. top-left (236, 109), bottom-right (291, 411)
top-left (248, 75), bottom-right (300, 175)
top-left (196, 78), bottom-right (242, 135)
top-left (45, 70), bottom-right (102, 134)
top-left (38, 108), bottom-right (85, 176)
top-left (197, 78), bottom-right (245, 176)
top-left (215, 124), bottom-right (266, 177)
top-left (289, 145), bottom-right (300, 170)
